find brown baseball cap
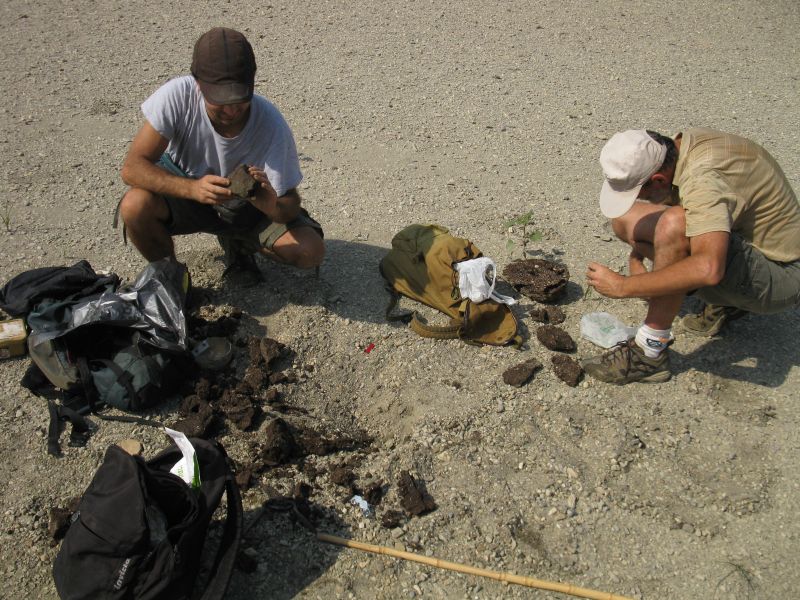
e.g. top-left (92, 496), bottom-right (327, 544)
top-left (191, 28), bottom-right (256, 105)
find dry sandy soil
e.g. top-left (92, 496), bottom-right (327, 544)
top-left (1, 1), bottom-right (799, 599)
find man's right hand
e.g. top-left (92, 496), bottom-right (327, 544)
top-left (189, 175), bottom-right (233, 205)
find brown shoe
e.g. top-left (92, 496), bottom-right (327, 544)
top-left (679, 304), bottom-right (747, 337)
top-left (582, 339), bottom-right (671, 385)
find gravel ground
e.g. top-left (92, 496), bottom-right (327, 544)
top-left (1, 1), bottom-right (799, 598)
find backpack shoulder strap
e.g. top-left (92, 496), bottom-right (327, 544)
top-left (200, 465), bottom-right (243, 600)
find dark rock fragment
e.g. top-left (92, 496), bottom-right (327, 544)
top-left (502, 358), bottom-right (543, 387)
top-left (261, 418), bottom-right (297, 465)
top-left (536, 325), bottom-right (576, 352)
top-left (227, 164), bottom-right (258, 198)
top-left (551, 355), bottom-right (583, 386)
top-left (503, 259), bottom-right (569, 303)
top-left (397, 470), bottom-right (436, 516)
top-left (529, 305), bottom-right (565, 324)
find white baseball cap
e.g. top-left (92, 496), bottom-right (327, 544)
top-left (598, 130), bottom-right (666, 218)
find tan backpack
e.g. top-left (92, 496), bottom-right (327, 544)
top-left (379, 224), bottom-right (521, 347)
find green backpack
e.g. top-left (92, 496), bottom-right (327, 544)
top-left (379, 224), bottom-right (521, 346)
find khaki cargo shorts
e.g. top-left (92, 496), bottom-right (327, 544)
top-left (695, 234), bottom-right (800, 314)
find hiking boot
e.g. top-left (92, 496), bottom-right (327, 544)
top-left (582, 339), bottom-right (672, 385)
top-left (222, 252), bottom-right (264, 287)
top-left (679, 304), bottom-right (747, 337)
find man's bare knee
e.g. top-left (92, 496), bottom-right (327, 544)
top-left (653, 206), bottom-right (688, 250)
top-left (119, 188), bottom-right (167, 225)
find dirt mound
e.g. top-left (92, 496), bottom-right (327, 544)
top-left (502, 259), bottom-right (569, 303)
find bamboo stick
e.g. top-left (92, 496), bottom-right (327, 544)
top-left (317, 533), bottom-right (633, 600)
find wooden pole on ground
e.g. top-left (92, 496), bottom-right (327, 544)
top-left (317, 533), bottom-right (633, 600)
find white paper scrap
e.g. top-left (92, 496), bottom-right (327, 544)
top-left (165, 428), bottom-right (201, 489)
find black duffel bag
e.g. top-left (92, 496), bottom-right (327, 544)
top-left (53, 438), bottom-right (242, 600)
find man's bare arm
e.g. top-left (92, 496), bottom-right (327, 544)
top-left (121, 121), bottom-right (233, 205)
top-left (587, 231), bottom-right (730, 299)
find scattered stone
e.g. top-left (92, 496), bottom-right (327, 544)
top-left (503, 259), bottom-right (569, 303)
top-left (529, 305), bottom-right (565, 324)
top-left (502, 359), bottom-right (543, 387)
top-left (536, 325), bottom-right (576, 352)
top-left (397, 471), bottom-right (436, 516)
top-left (116, 439), bottom-right (143, 456)
top-left (551, 355), bottom-right (583, 386)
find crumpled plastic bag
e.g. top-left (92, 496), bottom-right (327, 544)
top-left (454, 257), bottom-right (517, 305)
top-left (28, 258), bottom-right (188, 353)
top-left (580, 312), bottom-right (638, 348)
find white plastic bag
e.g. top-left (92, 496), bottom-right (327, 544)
top-left (580, 312), bottom-right (638, 348)
top-left (454, 258), bottom-right (517, 305)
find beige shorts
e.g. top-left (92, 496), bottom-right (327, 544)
top-left (695, 234), bottom-right (800, 314)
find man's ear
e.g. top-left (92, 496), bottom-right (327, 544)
top-left (650, 172), bottom-right (669, 185)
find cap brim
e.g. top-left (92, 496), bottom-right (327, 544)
top-left (197, 80), bottom-right (253, 105)
top-left (599, 180), bottom-right (641, 219)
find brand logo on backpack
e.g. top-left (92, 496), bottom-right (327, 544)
top-left (113, 557), bottom-right (132, 590)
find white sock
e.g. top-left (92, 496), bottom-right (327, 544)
top-left (635, 324), bottom-right (673, 358)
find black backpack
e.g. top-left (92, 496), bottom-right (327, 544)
top-left (53, 438), bottom-right (242, 600)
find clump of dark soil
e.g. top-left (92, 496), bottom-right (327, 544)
top-left (47, 497), bottom-right (80, 545)
top-left (188, 304), bottom-right (242, 339)
top-left (357, 480), bottom-right (384, 506)
top-left (502, 358), bottom-right (543, 387)
top-left (330, 464), bottom-right (356, 487)
top-left (529, 305), bottom-right (565, 324)
top-left (552, 354), bottom-right (584, 386)
top-left (502, 259), bottom-right (569, 303)
top-left (380, 509), bottom-right (404, 529)
top-left (536, 325), bottom-right (576, 352)
top-left (261, 418), bottom-right (298, 466)
top-left (173, 393), bottom-right (218, 438)
top-left (397, 470), bottom-right (436, 516)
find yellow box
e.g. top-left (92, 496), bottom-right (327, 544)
top-left (0, 319), bottom-right (27, 359)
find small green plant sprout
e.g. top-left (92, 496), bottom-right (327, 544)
top-left (505, 211), bottom-right (542, 258)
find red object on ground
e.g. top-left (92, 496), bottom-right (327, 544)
top-left (364, 343), bottom-right (375, 354)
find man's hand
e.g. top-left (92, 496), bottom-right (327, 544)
top-left (189, 175), bottom-right (232, 205)
top-left (586, 262), bottom-right (627, 299)
top-left (247, 166), bottom-right (279, 203)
